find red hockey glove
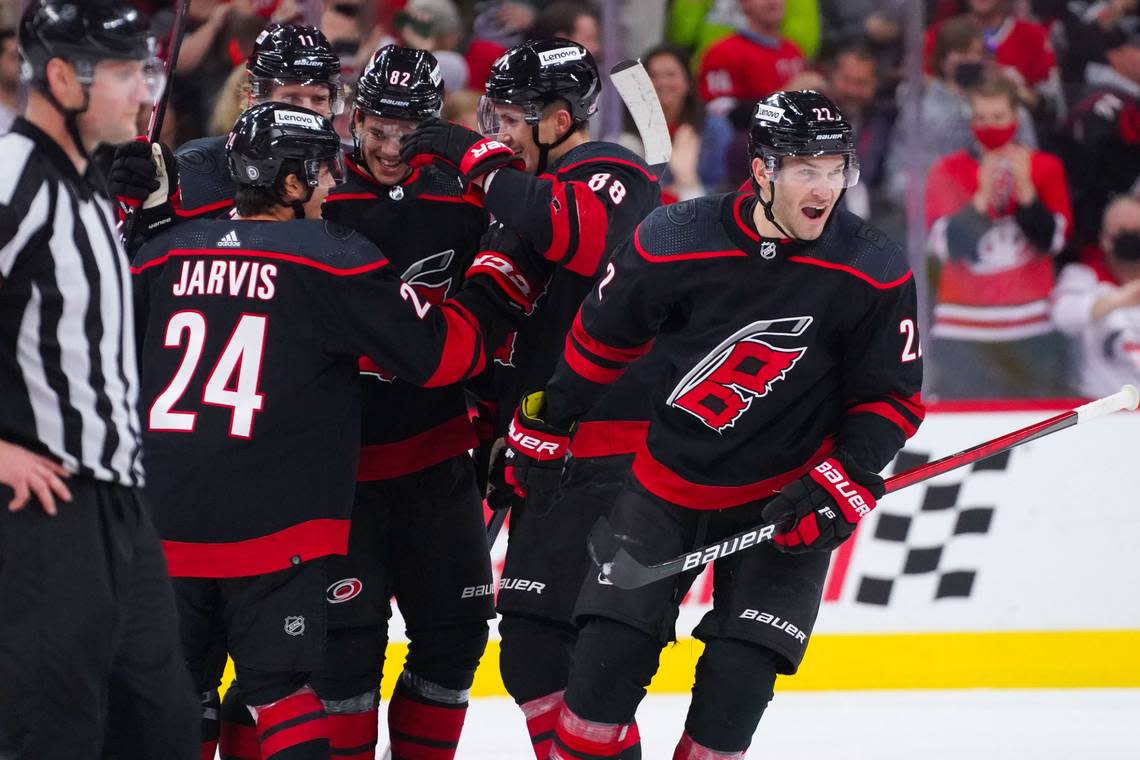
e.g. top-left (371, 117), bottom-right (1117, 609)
top-left (465, 222), bottom-right (550, 315)
top-left (400, 118), bottom-right (522, 186)
top-left (761, 455), bottom-right (885, 554)
top-left (505, 391), bottom-right (573, 500)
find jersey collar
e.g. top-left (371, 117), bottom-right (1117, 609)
top-left (724, 191), bottom-right (805, 258)
top-left (10, 117), bottom-right (99, 199)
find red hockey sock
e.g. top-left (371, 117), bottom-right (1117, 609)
top-left (254, 687), bottom-right (329, 759)
top-left (520, 691), bottom-right (564, 760)
top-left (220, 687), bottom-right (262, 760)
top-left (387, 678), bottom-right (468, 759)
top-left (201, 739), bottom-right (219, 760)
top-left (551, 705), bottom-right (641, 759)
top-left (322, 692), bottom-right (379, 760)
top-left (673, 732), bottom-right (746, 759)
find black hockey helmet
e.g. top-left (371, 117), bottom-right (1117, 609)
top-left (355, 44), bottom-right (444, 122)
top-left (227, 102), bottom-right (345, 192)
top-left (747, 90), bottom-right (860, 237)
top-left (19, 0), bottom-right (159, 87)
top-left (247, 24), bottom-right (344, 115)
top-left (478, 38), bottom-right (599, 173)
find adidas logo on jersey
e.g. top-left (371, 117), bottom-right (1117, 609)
top-left (217, 230), bottom-right (240, 247)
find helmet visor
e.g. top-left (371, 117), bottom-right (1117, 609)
top-left (304, 153), bottom-right (346, 187)
top-left (766, 152), bottom-right (861, 191)
top-left (251, 77), bottom-right (345, 116)
top-left (477, 96), bottom-right (541, 137)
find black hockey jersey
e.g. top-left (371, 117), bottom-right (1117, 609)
top-left (544, 192), bottom-right (926, 510)
top-left (486, 140), bottom-right (662, 447)
top-left (322, 156), bottom-right (489, 480)
top-left (173, 135), bottom-right (237, 220)
top-left (132, 218), bottom-right (509, 577)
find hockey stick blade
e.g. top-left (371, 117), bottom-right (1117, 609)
top-left (609, 60), bottom-right (672, 166)
top-left (596, 385), bottom-right (1138, 589)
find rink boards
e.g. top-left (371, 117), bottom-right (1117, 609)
top-left (381, 401), bottom-right (1140, 695)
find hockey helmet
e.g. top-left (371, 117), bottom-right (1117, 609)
top-left (747, 90), bottom-right (860, 189)
top-left (227, 102), bottom-right (345, 190)
top-left (247, 24), bottom-right (344, 115)
top-left (478, 38), bottom-right (600, 134)
top-left (19, 0), bottom-right (161, 96)
top-left (355, 45), bottom-right (444, 122)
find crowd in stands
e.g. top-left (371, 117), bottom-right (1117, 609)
top-left (2, 0), bottom-right (1137, 401)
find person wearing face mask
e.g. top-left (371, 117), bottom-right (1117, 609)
top-left (925, 72), bottom-right (1074, 399)
top-left (884, 15), bottom-right (1038, 212)
top-left (1053, 195), bottom-right (1140, 397)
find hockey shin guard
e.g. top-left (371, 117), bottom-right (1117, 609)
top-left (251, 686), bottom-right (329, 760)
top-left (683, 639), bottom-right (779, 755)
top-left (387, 671), bottom-right (469, 759)
top-left (220, 684), bottom-right (262, 760)
top-left (201, 690), bottom-right (220, 760)
top-left (520, 690), bottom-right (564, 760)
top-left (550, 706), bottom-right (641, 759)
top-left (673, 733), bottom-right (746, 759)
top-left (321, 690), bottom-right (379, 760)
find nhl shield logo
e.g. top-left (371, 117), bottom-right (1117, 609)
top-left (284, 616), bottom-right (305, 636)
top-left (760, 241), bottom-right (777, 259)
top-left (389, 185), bottom-right (404, 201)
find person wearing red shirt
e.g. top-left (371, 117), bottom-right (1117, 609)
top-left (697, 0), bottom-right (805, 103)
top-left (924, 0), bottom-right (1058, 103)
top-left (926, 72), bottom-right (1073, 399)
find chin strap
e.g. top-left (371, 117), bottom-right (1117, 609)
top-left (531, 119), bottom-right (581, 175)
top-left (751, 174), bottom-right (792, 239)
top-left (37, 81), bottom-right (91, 163)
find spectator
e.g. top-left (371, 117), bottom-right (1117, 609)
top-left (670, 0), bottom-right (821, 64)
top-left (620, 44), bottom-right (732, 198)
top-left (1053, 195), bottom-right (1140, 397)
top-left (697, 0), bottom-right (807, 104)
top-left (823, 41), bottom-right (895, 218)
top-left (819, 0), bottom-right (906, 62)
top-left (1049, 0), bottom-right (1138, 91)
top-left (397, 0), bottom-right (469, 91)
top-left (885, 16), bottom-right (1038, 209)
top-left (925, 72), bottom-right (1074, 398)
top-left (1064, 29), bottom-right (1140, 244)
top-left (465, 1), bottom-right (538, 92)
top-left (0, 29), bottom-right (17, 133)
top-left (528, 1), bottom-right (602, 59)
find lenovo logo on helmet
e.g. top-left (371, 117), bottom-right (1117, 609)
top-left (754, 104), bottom-right (785, 123)
top-left (274, 110), bottom-right (321, 129)
top-left (538, 47), bottom-right (585, 66)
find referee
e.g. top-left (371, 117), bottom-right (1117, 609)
top-left (0, 2), bottom-right (197, 758)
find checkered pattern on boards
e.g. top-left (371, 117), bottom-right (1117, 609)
top-left (854, 449), bottom-right (1009, 606)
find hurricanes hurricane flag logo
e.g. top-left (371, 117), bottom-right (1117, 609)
top-left (668, 317), bottom-right (812, 432)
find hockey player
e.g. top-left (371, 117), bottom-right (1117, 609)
top-left (505, 90), bottom-right (926, 758)
top-left (111, 22), bottom-right (344, 231)
top-left (311, 44), bottom-right (505, 760)
top-left (399, 38), bottom-right (661, 758)
top-left (131, 103), bottom-right (527, 760)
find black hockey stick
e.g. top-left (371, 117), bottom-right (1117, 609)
top-left (589, 385), bottom-right (1139, 589)
top-left (486, 507), bottom-right (507, 549)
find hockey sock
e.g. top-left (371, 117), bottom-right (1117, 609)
top-left (520, 690), bottom-right (564, 759)
top-left (387, 671), bottom-right (469, 759)
top-left (252, 686), bottom-right (330, 760)
top-left (321, 690), bottom-right (379, 760)
top-left (201, 690), bottom-right (220, 760)
top-left (684, 639), bottom-right (780, 753)
top-left (220, 684), bottom-right (262, 760)
top-left (551, 705), bottom-right (641, 760)
top-left (672, 733), bottom-right (746, 760)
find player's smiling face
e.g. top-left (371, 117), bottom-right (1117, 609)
top-left (756, 154), bottom-right (846, 240)
top-left (355, 112), bottom-right (415, 185)
top-left (488, 102), bottom-right (539, 172)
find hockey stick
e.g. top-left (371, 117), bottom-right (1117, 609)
top-left (609, 60), bottom-right (672, 167)
top-left (589, 384), bottom-right (1140, 589)
top-left (486, 506), bottom-right (507, 549)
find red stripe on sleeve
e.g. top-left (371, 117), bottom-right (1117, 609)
top-left (548, 182), bottom-right (572, 264)
top-left (846, 400), bottom-right (920, 438)
top-left (571, 311), bottom-right (653, 364)
top-left (562, 183), bottom-right (609, 277)
top-left (563, 336), bottom-right (628, 384)
top-left (425, 301), bottom-right (486, 387)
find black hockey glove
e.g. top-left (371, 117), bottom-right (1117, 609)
top-left (109, 139), bottom-right (177, 209)
top-left (760, 455), bottom-right (885, 554)
top-left (400, 118), bottom-right (522, 186)
top-left (505, 391), bottom-right (574, 500)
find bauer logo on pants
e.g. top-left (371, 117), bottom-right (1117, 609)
top-left (284, 616), bottom-right (306, 636)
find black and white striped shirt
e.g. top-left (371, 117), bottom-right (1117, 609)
top-left (0, 118), bottom-right (144, 486)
